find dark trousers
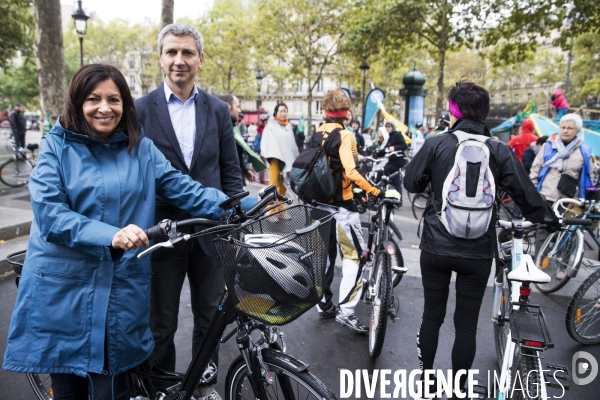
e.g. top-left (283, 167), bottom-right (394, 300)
top-left (150, 239), bottom-right (225, 383)
top-left (384, 162), bottom-right (403, 197)
top-left (417, 251), bottom-right (492, 391)
top-left (13, 129), bottom-right (25, 149)
top-left (50, 372), bottom-right (128, 400)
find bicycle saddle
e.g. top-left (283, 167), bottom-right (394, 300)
top-left (507, 254), bottom-right (551, 284)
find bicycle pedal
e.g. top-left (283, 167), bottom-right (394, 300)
top-left (545, 363), bottom-right (571, 390)
top-left (470, 384), bottom-right (488, 399)
top-left (391, 265), bottom-right (408, 273)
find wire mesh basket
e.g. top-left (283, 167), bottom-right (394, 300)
top-left (214, 205), bottom-right (336, 325)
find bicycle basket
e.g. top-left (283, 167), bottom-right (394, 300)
top-left (214, 205), bottom-right (336, 325)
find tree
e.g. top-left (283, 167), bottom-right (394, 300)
top-left (0, 0), bottom-right (34, 70)
top-left (194, 0), bottom-right (258, 96)
top-left (256, 0), bottom-right (349, 136)
top-left (161, 0), bottom-right (174, 29)
top-left (569, 32), bottom-right (600, 106)
top-left (0, 58), bottom-right (40, 110)
top-left (33, 0), bottom-right (66, 125)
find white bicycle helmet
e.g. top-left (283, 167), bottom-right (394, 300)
top-left (235, 235), bottom-right (316, 303)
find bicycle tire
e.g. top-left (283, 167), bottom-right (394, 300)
top-left (0, 158), bottom-right (33, 187)
top-left (509, 347), bottom-right (543, 400)
top-left (493, 273), bottom-right (512, 369)
top-left (566, 268), bottom-right (600, 345)
top-left (26, 373), bottom-right (53, 400)
top-left (390, 238), bottom-right (404, 288)
top-left (412, 193), bottom-right (427, 220)
top-left (225, 350), bottom-right (336, 400)
top-left (534, 231), bottom-right (581, 293)
top-left (368, 251), bottom-right (391, 358)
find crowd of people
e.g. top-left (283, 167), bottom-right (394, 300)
top-left (2, 19), bottom-right (592, 400)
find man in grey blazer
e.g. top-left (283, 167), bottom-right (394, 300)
top-left (135, 23), bottom-right (242, 400)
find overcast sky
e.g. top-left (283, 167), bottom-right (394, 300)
top-left (62, 0), bottom-right (214, 24)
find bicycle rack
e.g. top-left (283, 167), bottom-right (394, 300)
top-left (510, 304), bottom-right (554, 351)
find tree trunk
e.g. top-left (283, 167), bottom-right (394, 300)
top-left (161, 0), bottom-right (174, 29)
top-left (306, 64), bottom-right (313, 139)
top-left (33, 0), bottom-right (66, 126)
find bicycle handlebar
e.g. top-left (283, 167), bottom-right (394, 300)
top-left (497, 217), bottom-right (592, 230)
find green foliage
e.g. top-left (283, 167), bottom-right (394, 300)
top-left (194, 0), bottom-right (258, 96)
top-left (0, 0), bottom-right (34, 69)
top-left (570, 32), bottom-right (600, 106)
top-left (0, 57), bottom-right (40, 110)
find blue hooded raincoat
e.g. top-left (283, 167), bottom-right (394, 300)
top-left (3, 119), bottom-right (228, 377)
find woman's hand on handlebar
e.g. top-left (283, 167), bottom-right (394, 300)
top-left (112, 224), bottom-right (149, 251)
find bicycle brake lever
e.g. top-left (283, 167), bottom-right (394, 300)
top-left (137, 236), bottom-right (189, 259)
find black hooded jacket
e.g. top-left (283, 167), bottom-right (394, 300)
top-left (375, 122), bottom-right (407, 168)
top-left (404, 119), bottom-right (555, 259)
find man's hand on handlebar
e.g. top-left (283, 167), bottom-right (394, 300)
top-left (112, 224), bottom-right (149, 251)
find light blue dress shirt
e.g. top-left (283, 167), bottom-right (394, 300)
top-left (164, 81), bottom-right (199, 168)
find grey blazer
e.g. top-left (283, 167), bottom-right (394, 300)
top-left (135, 83), bottom-right (243, 255)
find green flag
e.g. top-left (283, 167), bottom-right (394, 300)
top-left (233, 126), bottom-right (267, 172)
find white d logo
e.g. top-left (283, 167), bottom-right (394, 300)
top-left (572, 351), bottom-right (598, 386)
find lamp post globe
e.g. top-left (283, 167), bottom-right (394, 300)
top-left (72, 0), bottom-right (89, 67)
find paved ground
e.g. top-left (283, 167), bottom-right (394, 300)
top-left (0, 144), bottom-right (598, 398)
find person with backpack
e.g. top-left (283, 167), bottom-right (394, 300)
top-left (309, 89), bottom-right (399, 333)
top-left (374, 121), bottom-right (407, 196)
top-left (404, 80), bottom-right (558, 398)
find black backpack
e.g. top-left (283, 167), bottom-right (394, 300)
top-left (290, 128), bottom-right (341, 204)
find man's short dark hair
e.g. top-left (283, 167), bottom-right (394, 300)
top-left (14, 103), bottom-right (22, 107)
top-left (447, 81), bottom-right (490, 122)
top-left (536, 136), bottom-right (549, 146)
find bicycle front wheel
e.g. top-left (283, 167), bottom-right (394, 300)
top-left (225, 351), bottom-right (336, 400)
top-left (368, 251), bottom-right (391, 358)
top-left (0, 158), bottom-right (33, 187)
top-left (509, 347), bottom-right (544, 400)
top-left (535, 231), bottom-right (581, 293)
top-left (27, 373), bottom-right (53, 400)
top-left (566, 268), bottom-right (600, 345)
top-left (493, 274), bottom-right (512, 369)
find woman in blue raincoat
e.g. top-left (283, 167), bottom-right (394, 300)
top-left (3, 64), bottom-right (228, 399)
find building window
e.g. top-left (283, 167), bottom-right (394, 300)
top-left (296, 80), bottom-right (302, 93)
top-left (128, 58), bottom-right (135, 69)
top-left (294, 100), bottom-right (302, 115)
top-left (315, 101), bottom-right (323, 115)
top-left (501, 94), bottom-right (506, 105)
top-left (129, 75), bottom-right (136, 91)
top-left (316, 79), bottom-right (324, 92)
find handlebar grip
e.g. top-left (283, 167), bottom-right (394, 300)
top-left (145, 222), bottom-right (168, 241)
top-left (563, 218), bottom-right (593, 226)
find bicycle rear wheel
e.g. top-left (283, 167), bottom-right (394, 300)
top-left (368, 251), bottom-right (391, 358)
top-left (27, 373), bottom-right (53, 400)
top-left (493, 273), bottom-right (512, 369)
top-left (0, 158), bottom-right (33, 187)
top-left (534, 231), bottom-right (581, 293)
top-left (226, 351), bottom-right (335, 400)
top-left (510, 347), bottom-right (543, 400)
top-left (566, 268), bottom-right (600, 345)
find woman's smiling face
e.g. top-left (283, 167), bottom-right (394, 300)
top-left (82, 79), bottom-right (123, 138)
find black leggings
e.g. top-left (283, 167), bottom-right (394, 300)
top-left (417, 251), bottom-right (492, 391)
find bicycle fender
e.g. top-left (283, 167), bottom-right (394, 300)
top-left (261, 348), bottom-right (310, 373)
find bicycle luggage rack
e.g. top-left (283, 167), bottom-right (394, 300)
top-left (510, 303), bottom-right (554, 352)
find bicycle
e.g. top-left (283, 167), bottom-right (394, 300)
top-left (0, 134), bottom-right (38, 187)
top-left (360, 171), bottom-right (404, 358)
top-left (492, 216), bottom-right (588, 400)
top-left (409, 186), bottom-right (430, 221)
top-left (7, 184), bottom-right (339, 400)
top-left (534, 192), bottom-right (600, 294)
top-left (565, 258), bottom-right (600, 345)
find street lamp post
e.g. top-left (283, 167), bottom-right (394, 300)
top-left (72, 0), bottom-right (89, 67)
top-left (255, 68), bottom-right (263, 110)
top-left (359, 55), bottom-right (370, 123)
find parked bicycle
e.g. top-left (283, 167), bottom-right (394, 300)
top-left (7, 185), bottom-right (339, 400)
top-left (566, 258), bottom-right (600, 345)
top-left (493, 216), bottom-right (589, 400)
top-left (534, 191), bottom-right (600, 294)
top-left (0, 134), bottom-right (38, 187)
top-left (360, 171), bottom-right (405, 358)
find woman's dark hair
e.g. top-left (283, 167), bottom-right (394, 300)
top-left (447, 80), bottom-right (490, 123)
top-left (62, 64), bottom-right (141, 150)
top-left (273, 103), bottom-right (288, 117)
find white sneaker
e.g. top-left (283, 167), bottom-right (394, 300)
top-left (556, 267), bottom-right (566, 280)
top-left (197, 386), bottom-right (222, 400)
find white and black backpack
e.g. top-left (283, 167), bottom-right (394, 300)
top-left (439, 130), bottom-right (495, 239)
